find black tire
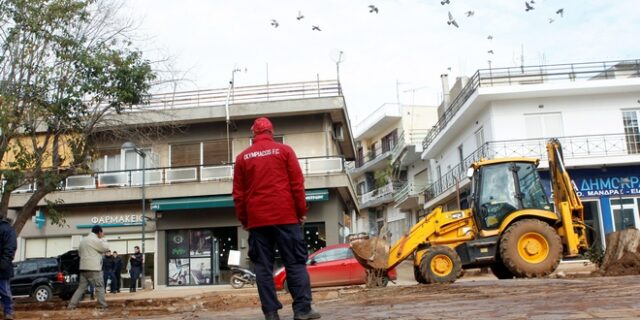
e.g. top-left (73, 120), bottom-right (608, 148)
top-left (490, 260), bottom-right (516, 279)
top-left (230, 273), bottom-right (245, 289)
top-left (499, 219), bottom-right (562, 278)
top-left (413, 265), bottom-right (427, 284)
top-left (32, 285), bottom-right (52, 303)
top-left (419, 246), bottom-right (462, 284)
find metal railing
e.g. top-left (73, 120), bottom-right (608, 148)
top-left (422, 59), bottom-right (640, 152)
top-left (393, 182), bottom-right (427, 204)
top-left (359, 182), bottom-right (403, 207)
top-left (2, 156), bottom-right (346, 194)
top-left (140, 79), bottom-right (342, 110)
top-left (391, 129), bottom-right (430, 163)
top-left (355, 145), bottom-right (393, 169)
top-left (422, 133), bottom-right (640, 203)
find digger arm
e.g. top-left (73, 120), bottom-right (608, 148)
top-left (546, 138), bottom-right (588, 255)
top-left (386, 207), bottom-right (473, 270)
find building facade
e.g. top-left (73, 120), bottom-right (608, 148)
top-left (349, 103), bottom-right (437, 243)
top-left (8, 80), bottom-right (359, 288)
top-left (419, 59), bottom-right (640, 249)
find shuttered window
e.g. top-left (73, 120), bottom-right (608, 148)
top-left (171, 143), bottom-right (200, 167)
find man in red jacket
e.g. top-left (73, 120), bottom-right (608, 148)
top-left (233, 117), bottom-right (320, 320)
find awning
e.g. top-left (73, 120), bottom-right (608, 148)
top-left (151, 189), bottom-right (329, 212)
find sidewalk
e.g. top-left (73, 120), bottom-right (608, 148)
top-left (101, 284), bottom-right (258, 302)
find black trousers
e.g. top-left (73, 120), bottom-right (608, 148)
top-left (249, 224), bottom-right (312, 315)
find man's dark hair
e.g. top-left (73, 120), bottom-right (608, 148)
top-left (91, 225), bottom-right (103, 234)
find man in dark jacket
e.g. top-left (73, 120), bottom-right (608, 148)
top-left (112, 251), bottom-right (122, 293)
top-left (102, 251), bottom-right (116, 293)
top-left (233, 117), bottom-right (320, 320)
top-left (129, 246), bottom-right (143, 292)
top-left (0, 218), bottom-right (17, 320)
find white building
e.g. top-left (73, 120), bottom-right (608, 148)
top-left (420, 59), bottom-right (640, 248)
top-left (350, 103), bottom-right (437, 243)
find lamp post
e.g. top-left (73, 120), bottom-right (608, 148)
top-left (122, 141), bottom-right (147, 290)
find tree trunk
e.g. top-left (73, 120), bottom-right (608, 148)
top-left (11, 187), bottom-right (52, 235)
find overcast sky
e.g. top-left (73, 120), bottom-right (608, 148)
top-left (125, 0), bottom-right (640, 124)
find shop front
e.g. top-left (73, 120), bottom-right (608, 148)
top-left (152, 189), bottom-right (349, 287)
top-left (540, 166), bottom-right (640, 248)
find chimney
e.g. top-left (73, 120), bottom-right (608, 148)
top-left (440, 74), bottom-right (450, 109)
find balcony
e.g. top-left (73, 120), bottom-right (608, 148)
top-left (393, 182), bottom-right (427, 210)
top-left (423, 133), bottom-right (640, 205)
top-left (422, 59), bottom-right (640, 152)
top-left (359, 182), bottom-right (403, 209)
top-left (351, 146), bottom-right (393, 177)
top-left (2, 156), bottom-right (346, 194)
top-left (391, 129), bottom-right (430, 166)
top-left (353, 103), bottom-right (401, 140)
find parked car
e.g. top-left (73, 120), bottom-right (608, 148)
top-left (273, 244), bottom-right (397, 291)
top-left (11, 250), bottom-right (80, 302)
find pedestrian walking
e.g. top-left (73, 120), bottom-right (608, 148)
top-left (129, 246), bottom-right (143, 292)
top-left (232, 117), bottom-right (320, 320)
top-left (102, 251), bottom-right (117, 293)
top-left (112, 251), bottom-right (122, 293)
top-left (67, 225), bottom-right (109, 310)
top-left (0, 217), bottom-right (17, 320)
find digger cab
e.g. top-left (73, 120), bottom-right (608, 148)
top-left (469, 158), bottom-right (554, 231)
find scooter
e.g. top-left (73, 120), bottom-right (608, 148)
top-left (229, 265), bottom-right (256, 289)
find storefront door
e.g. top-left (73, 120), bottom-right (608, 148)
top-left (610, 198), bottom-right (640, 231)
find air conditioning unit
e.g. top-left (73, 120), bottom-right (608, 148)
top-left (333, 123), bottom-right (344, 141)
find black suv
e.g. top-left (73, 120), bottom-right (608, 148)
top-left (11, 250), bottom-right (80, 302)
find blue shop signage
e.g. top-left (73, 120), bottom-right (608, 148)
top-left (539, 166), bottom-right (640, 198)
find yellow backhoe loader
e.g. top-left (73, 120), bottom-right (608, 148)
top-left (351, 139), bottom-right (589, 284)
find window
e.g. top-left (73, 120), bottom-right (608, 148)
top-left (478, 163), bottom-right (519, 229)
top-left (171, 143), bottom-right (200, 167)
top-left (610, 198), bottom-right (639, 231)
top-left (39, 259), bottom-right (59, 273)
top-left (17, 261), bottom-right (38, 276)
top-left (203, 140), bottom-right (229, 165)
top-left (381, 130), bottom-right (398, 153)
top-left (623, 110), bottom-right (640, 154)
top-left (92, 149), bottom-right (121, 172)
top-left (515, 163), bottom-right (550, 210)
top-left (303, 222), bottom-right (326, 254)
top-left (311, 247), bottom-right (352, 263)
top-left (524, 113), bottom-right (563, 139)
top-left (125, 148), bottom-right (154, 170)
top-left (249, 136), bottom-right (284, 145)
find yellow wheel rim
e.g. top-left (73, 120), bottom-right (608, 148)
top-left (517, 232), bottom-right (549, 264)
top-left (430, 254), bottom-right (453, 277)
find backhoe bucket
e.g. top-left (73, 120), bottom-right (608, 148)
top-left (349, 233), bottom-right (390, 270)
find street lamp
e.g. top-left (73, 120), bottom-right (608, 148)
top-left (122, 141), bottom-right (147, 290)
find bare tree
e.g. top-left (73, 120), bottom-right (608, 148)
top-left (0, 0), bottom-right (156, 234)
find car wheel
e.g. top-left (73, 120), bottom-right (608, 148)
top-left (33, 285), bottom-right (52, 303)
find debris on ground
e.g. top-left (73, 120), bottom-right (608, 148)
top-left (597, 228), bottom-right (640, 276)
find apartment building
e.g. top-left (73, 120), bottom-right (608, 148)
top-left (350, 103), bottom-right (437, 243)
top-left (7, 80), bottom-right (358, 288)
top-left (420, 59), bottom-right (640, 249)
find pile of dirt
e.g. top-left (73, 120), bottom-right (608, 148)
top-left (597, 228), bottom-right (640, 276)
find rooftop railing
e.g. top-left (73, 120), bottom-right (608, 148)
top-left (422, 59), bottom-right (640, 152)
top-left (2, 156), bottom-right (345, 194)
top-left (140, 79), bottom-right (342, 110)
top-left (423, 133), bottom-right (640, 203)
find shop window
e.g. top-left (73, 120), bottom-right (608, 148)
top-left (303, 222), bottom-right (326, 254)
top-left (167, 228), bottom-right (238, 286)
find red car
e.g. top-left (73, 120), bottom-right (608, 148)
top-left (273, 243), bottom-right (397, 291)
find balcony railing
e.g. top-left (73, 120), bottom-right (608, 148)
top-left (354, 145), bottom-right (393, 169)
top-left (393, 182), bottom-right (427, 204)
top-left (359, 182), bottom-right (403, 207)
top-left (141, 79), bottom-right (342, 110)
top-left (391, 129), bottom-right (430, 164)
top-left (2, 156), bottom-right (346, 194)
top-left (423, 133), bottom-right (640, 203)
top-left (422, 59), bottom-right (640, 152)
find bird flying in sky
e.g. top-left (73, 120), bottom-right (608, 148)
top-left (487, 35), bottom-right (493, 40)
top-left (270, 19), bottom-right (279, 28)
top-left (556, 8), bottom-right (564, 17)
top-left (525, 1), bottom-right (534, 12)
top-left (441, 0), bottom-right (450, 5)
top-left (312, 25), bottom-right (321, 31)
top-left (488, 50), bottom-right (494, 54)
top-left (447, 11), bottom-right (459, 28)
top-left (465, 11), bottom-right (474, 17)
top-left (297, 11), bottom-right (304, 20)
top-left (368, 5), bottom-right (379, 14)
top-left (548, 18), bottom-right (554, 24)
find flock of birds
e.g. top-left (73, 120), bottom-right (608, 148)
top-left (268, 1), bottom-right (567, 63)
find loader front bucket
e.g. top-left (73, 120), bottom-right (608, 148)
top-left (349, 233), bottom-right (390, 270)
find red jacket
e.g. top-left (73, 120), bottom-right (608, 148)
top-left (232, 133), bottom-right (307, 229)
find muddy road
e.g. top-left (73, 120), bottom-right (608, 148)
top-left (15, 274), bottom-right (640, 319)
